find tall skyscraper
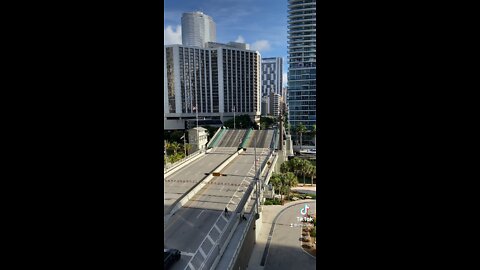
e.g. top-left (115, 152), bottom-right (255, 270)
top-left (181, 11), bottom-right (216, 48)
top-left (287, 0), bottom-right (316, 135)
top-left (261, 57), bottom-right (283, 97)
top-left (164, 43), bottom-right (261, 130)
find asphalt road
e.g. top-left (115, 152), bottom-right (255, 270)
top-left (264, 203), bottom-right (316, 270)
top-left (164, 147), bottom-right (271, 270)
top-left (216, 130), bottom-right (233, 147)
top-left (245, 130), bottom-right (274, 148)
top-left (164, 147), bottom-right (237, 215)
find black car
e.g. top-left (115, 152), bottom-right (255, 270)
top-left (164, 249), bottom-right (181, 269)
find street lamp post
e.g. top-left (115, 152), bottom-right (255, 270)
top-left (183, 132), bottom-right (187, 156)
top-left (164, 140), bottom-right (168, 166)
top-left (233, 106), bottom-right (235, 130)
top-left (254, 123), bottom-right (260, 216)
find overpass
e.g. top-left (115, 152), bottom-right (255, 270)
top-left (164, 129), bottom-right (279, 270)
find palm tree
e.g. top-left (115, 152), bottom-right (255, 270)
top-left (296, 123), bottom-right (307, 150)
top-left (299, 159), bottom-right (310, 185)
top-left (304, 163), bottom-right (315, 186)
top-left (312, 124), bottom-right (316, 148)
top-left (309, 165), bottom-right (316, 186)
top-left (164, 140), bottom-right (172, 162)
top-left (280, 161), bottom-right (291, 174)
top-left (290, 157), bottom-right (303, 180)
top-left (282, 172), bottom-right (298, 203)
top-left (269, 173), bottom-right (283, 201)
top-left (184, 143), bottom-right (192, 156)
top-left (170, 142), bottom-right (181, 155)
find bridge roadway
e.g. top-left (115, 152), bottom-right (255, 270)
top-left (164, 147), bottom-right (271, 270)
top-left (245, 130), bottom-right (274, 148)
top-left (164, 147), bottom-right (238, 215)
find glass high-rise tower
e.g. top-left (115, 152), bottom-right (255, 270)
top-left (181, 11), bottom-right (216, 48)
top-left (287, 0), bottom-right (316, 140)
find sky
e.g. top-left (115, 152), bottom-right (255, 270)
top-left (164, 0), bottom-right (289, 86)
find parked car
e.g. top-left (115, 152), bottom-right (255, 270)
top-left (164, 249), bottom-right (181, 269)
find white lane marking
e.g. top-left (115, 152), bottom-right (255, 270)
top-left (221, 214), bottom-right (229, 222)
top-left (198, 247), bottom-right (207, 259)
top-left (187, 262), bottom-right (195, 270)
top-left (214, 224), bottom-right (221, 233)
top-left (180, 251), bottom-right (196, 257)
top-left (206, 234), bottom-right (215, 245)
top-left (196, 210), bottom-right (205, 219)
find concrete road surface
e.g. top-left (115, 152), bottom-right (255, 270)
top-left (164, 147), bottom-right (237, 215)
top-left (264, 203), bottom-right (316, 270)
top-left (164, 148), bottom-right (271, 270)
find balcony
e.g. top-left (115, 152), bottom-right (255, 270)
top-left (288, 17), bottom-right (316, 24)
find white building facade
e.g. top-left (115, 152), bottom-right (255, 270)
top-left (164, 44), bottom-right (261, 130)
top-left (181, 12), bottom-right (216, 48)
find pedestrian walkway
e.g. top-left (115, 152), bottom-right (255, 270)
top-left (246, 199), bottom-right (316, 270)
top-left (291, 185), bottom-right (317, 195)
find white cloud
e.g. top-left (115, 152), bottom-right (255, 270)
top-left (283, 72), bottom-right (288, 87)
top-left (164, 25), bottom-right (182, 45)
top-left (250, 40), bottom-right (271, 52)
top-left (235, 35), bottom-right (245, 43)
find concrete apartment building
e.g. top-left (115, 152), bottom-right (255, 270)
top-left (260, 92), bottom-right (281, 117)
top-left (164, 12), bottom-right (262, 130)
top-left (164, 41), bottom-right (261, 130)
top-left (287, 0), bottom-right (316, 136)
top-left (261, 57), bottom-right (283, 97)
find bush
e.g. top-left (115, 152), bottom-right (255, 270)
top-left (264, 198), bottom-right (282, 205)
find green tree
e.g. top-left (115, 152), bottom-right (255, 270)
top-left (282, 172), bottom-right (298, 204)
top-left (165, 141), bottom-right (171, 156)
top-left (280, 161), bottom-right (291, 173)
top-left (223, 114), bottom-right (253, 129)
top-left (305, 163), bottom-right (316, 186)
top-left (296, 123), bottom-right (307, 150)
top-left (310, 165), bottom-right (316, 186)
top-left (269, 173), bottom-right (283, 202)
top-left (298, 159), bottom-right (310, 185)
top-left (184, 143), bottom-right (192, 155)
top-left (290, 157), bottom-right (303, 178)
top-left (312, 124), bottom-right (316, 147)
top-left (170, 142), bottom-right (181, 155)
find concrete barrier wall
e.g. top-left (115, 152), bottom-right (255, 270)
top-left (263, 154), bottom-right (278, 187)
top-left (229, 210), bottom-right (256, 270)
top-left (164, 151), bottom-right (205, 178)
top-left (213, 148), bottom-right (244, 173)
top-left (207, 127), bottom-right (223, 148)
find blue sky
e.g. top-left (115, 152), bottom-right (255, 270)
top-left (164, 0), bottom-right (289, 86)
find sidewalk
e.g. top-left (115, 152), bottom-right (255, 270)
top-left (246, 199), bottom-right (316, 270)
top-left (291, 185), bottom-right (317, 195)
